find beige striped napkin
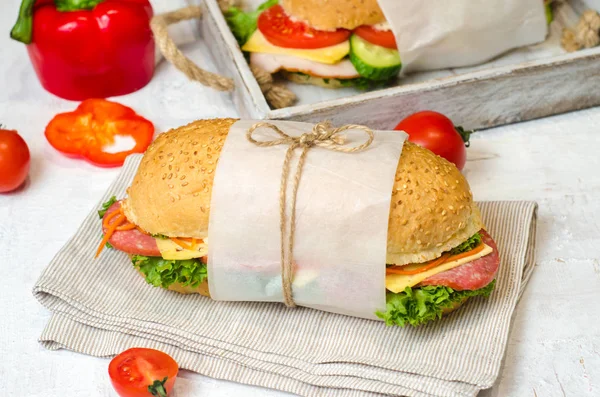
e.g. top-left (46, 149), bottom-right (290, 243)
top-left (34, 155), bottom-right (538, 397)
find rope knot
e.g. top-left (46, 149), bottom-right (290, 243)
top-left (246, 121), bottom-right (375, 308)
top-left (299, 132), bottom-right (318, 146)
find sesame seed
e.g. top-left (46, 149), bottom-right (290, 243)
top-left (170, 197), bottom-right (175, 202)
top-left (442, 210), bottom-right (446, 215)
top-left (449, 205), bottom-right (454, 210)
top-left (168, 184), bottom-right (173, 189)
top-left (168, 173), bottom-right (172, 179)
top-left (182, 182), bottom-right (189, 187)
top-left (193, 192), bottom-right (199, 197)
top-left (402, 220), bottom-right (408, 225)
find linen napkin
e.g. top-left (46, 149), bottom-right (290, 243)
top-left (34, 155), bottom-right (538, 397)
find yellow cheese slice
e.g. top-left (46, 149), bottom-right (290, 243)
top-left (385, 244), bottom-right (493, 293)
top-left (242, 30), bottom-right (349, 64)
top-left (156, 238), bottom-right (209, 261)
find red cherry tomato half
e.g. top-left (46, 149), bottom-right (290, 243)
top-left (0, 128), bottom-right (30, 193)
top-left (354, 25), bottom-right (397, 49)
top-left (109, 348), bottom-right (178, 397)
top-left (394, 111), bottom-right (470, 171)
top-left (257, 5), bottom-right (351, 49)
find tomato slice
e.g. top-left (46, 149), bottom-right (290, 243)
top-left (108, 348), bottom-right (178, 397)
top-left (257, 5), bottom-right (351, 49)
top-left (354, 25), bottom-right (397, 49)
top-left (44, 99), bottom-right (154, 168)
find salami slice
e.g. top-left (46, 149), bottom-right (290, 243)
top-left (102, 201), bottom-right (161, 257)
top-left (418, 229), bottom-right (500, 291)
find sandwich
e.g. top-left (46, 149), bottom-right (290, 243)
top-left (226, 0), bottom-right (555, 90)
top-left (96, 118), bottom-right (500, 327)
top-left (225, 0), bottom-right (401, 89)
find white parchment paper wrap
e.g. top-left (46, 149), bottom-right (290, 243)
top-left (207, 120), bottom-right (407, 320)
top-left (377, 0), bottom-right (548, 73)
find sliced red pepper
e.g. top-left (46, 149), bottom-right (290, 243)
top-left (45, 99), bottom-right (154, 168)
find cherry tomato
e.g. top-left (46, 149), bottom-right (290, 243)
top-left (0, 128), bottom-right (30, 193)
top-left (258, 5), bottom-right (351, 49)
top-left (109, 348), bottom-right (178, 397)
top-left (354, 25), bottom-right (397, 49)
top-left (394, 111), bottom-right (471, 171)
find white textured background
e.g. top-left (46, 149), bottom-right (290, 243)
top-left (0, 0), bottom-right (599, 396)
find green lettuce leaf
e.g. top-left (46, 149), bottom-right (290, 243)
top-left (376, 280), bottom-right (496, 327)
top-left (132, 255), bottom-right (208, 289)
top-left (98, 196), bottom-right (117, 218)
top-left (225, 0), bottom-right (278, 46)
top-left (450, 232), bottom-right (482, 255)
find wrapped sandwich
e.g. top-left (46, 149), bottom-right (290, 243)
top-left (225, 0), bottom-right (551, 88)
top-left (96, 119), bottom-right (500, 327)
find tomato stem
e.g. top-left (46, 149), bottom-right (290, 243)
top-left (148, 377), bottom-right (169, 397)
top-left (455, 126), bottom-right (474, 147)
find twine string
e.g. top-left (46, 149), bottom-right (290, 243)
top-left (246, 122), bottom-right (375, 307)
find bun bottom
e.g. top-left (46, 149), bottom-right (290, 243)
top-left (281, 71), bottom-right (349, 89)
top-left (167, 279), bottom-right (210, 297)
top-left (441, 297), bottom-right (468, 316)
top-left (132, 266), bottom-right (211, 297)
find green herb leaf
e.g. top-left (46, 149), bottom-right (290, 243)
top-left (450, 232), bottom-right (482, 255)
top-left (98, 196), bottom-right (117, 219)
top-left (151, 233), bottom-right (169, 239)
top-left (376, 280), bottom-right (496, 327)
top-left (105, 241), bottom-right (113, 249)
top-left (225, 0), bottom-right (278, 46)
top-left (132, 255), bottom-right (208, 289)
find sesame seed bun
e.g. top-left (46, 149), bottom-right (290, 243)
top-left (122, 119), bottom-right (482, 266)
top-left (280, 0), bottom-right (386, 31)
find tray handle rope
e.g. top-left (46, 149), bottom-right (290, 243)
top-left (150, 4), bottom-right (296, 109)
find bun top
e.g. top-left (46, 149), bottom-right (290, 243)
top-left (280, 0), bottom-right (386, 31)
top-left (122, 118), bottom-right (236, 240)
top-left (123, 119), bottom-right (483, 266)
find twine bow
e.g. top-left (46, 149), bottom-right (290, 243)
top-left (246, 122), bottom-right (375, 307)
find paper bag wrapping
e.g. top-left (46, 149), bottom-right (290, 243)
top-left (377, 0), bottom-right (548, 72)
top-left (207, 120), bottom-right (407, 320)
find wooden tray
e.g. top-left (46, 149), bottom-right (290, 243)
top-left (198, 0), bottom-right (600, 130)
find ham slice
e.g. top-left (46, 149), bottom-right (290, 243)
top-left (250, 53), bottom-right (360, 79)
top-left (102, 201), bottom-right (160, 257)
top-left (418, 229), bottom-right (500, 291)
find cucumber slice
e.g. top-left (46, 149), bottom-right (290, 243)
top-left (349, 34), bottom-right (401, 81)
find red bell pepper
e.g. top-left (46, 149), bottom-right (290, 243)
top-left (44, 98), bottom-right (155, 167)
top-left (10, 0), bottom-right (155, 100)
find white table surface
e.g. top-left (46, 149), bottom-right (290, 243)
top-left (1, 1), bottom-right (599, 396)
